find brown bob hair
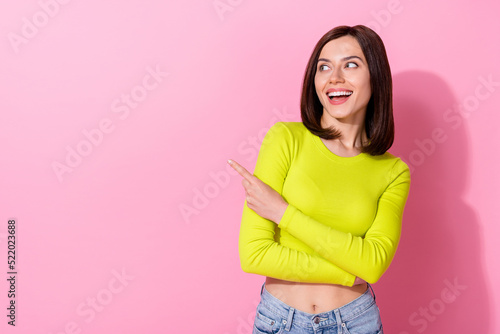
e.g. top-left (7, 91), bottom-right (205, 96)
top-left (300, 25), bottom-right (394, 156)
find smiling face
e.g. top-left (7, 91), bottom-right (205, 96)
top-left (314, 35), bottom-right (372, 128)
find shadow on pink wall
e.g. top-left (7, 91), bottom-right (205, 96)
top-left (376, 71), bottom-right (491, 333)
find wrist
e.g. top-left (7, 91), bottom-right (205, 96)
top-left (275, 202), bottom-right (288, 225)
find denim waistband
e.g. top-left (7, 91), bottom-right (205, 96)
top-left (258, 282), bottom-right (376, 329)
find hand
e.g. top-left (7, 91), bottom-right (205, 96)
top-left (228, 159), bottom-right (288, 224)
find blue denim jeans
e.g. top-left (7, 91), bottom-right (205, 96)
top-left (252, 283), bottom-right (383, 334)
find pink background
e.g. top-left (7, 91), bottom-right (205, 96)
top-left (1, 0), bottom-right (499, 333)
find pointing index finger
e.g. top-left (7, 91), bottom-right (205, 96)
top-left (227, 159), bottom-right (254, 182)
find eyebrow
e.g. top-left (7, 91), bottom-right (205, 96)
top-left (318, 56), bottom-right (365, 64)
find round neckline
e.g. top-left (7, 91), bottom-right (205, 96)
top-left (310, 132), bottom-right (369, 163)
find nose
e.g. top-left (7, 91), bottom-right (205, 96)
top-left (329, 67), bottom-right (344, 84)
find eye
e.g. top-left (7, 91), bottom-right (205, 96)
top-left (346, 62), bottom-right (358, 68)
top-left (318, 64), bottom-right (330, 72)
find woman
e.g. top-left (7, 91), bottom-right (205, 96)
top-left (228, 25), bottom-right (410, 334)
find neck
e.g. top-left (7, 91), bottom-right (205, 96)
top-left (321, 114), bottom-right (368, 151)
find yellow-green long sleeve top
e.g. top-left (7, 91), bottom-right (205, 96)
top-left (238, 122), bottom-right (411, 286)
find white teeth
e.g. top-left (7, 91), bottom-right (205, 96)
top-left (328, 91), bottom-right (353, 97)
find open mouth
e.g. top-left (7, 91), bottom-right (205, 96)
top-left (328, 91), bottom-right (353, 100)
top-left (327, 90), bottom-right (353, 105)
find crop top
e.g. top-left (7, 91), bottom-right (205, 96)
top-left (238, 122), bottom-right (411, 286)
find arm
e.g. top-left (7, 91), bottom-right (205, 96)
top-left (278, 161), bottom-right (411, 284)
top-left (236, 122), bottom-right (356, 286)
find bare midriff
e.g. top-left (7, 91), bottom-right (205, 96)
top-left (265, 277), bottom-right (368, 314)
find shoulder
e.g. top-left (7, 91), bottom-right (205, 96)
top-left (364, 151), bottom-right (411, 183)
top-left (380, 152), bottom-right (411, 183)
top-left (261, 122), bottom-right (309, 156)
top-left (384, 152), bottom-right (410, 174)
top-left (266, 122), bottom-right (308, 140)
